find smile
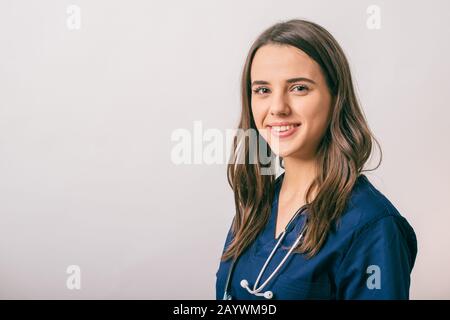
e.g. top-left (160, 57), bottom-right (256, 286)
top-left (269, 124), bottom-right (301, 138)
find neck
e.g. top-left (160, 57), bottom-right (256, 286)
top-left (281, 155), bottom-right (318, 202)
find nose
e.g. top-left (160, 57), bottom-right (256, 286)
top-left (269, 91), bottom-right (290, 116)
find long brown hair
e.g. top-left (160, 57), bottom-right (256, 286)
top-left (222, 19), bottom-right (382, 261)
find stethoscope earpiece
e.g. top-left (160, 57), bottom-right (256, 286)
top-left (240, 279), bottom-right (249, 288)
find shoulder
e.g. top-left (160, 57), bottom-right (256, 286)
top-left (336, 174), bottom-right (417, 248)
top-left (342, 174), bottom-right (403, 226)
top-left (328, 175), bottom-right (418, 277)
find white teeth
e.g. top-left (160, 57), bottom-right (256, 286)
top-left (271, 124), bottom-right (298, 132)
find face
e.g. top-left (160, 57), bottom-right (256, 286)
top-left (250, 44), bottom-right (333, 159)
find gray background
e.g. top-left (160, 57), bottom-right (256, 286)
top-left (0, 0), bottom-right (449, 299)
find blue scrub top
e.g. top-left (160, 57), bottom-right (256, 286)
top-left (215, 173), bottom-right (418, 300)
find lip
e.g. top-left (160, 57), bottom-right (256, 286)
top-left (266, 121), bottom-right (301, 127)
top-left (268, 123), bottom-right (301, 138)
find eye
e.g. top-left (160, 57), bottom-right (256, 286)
top-left (292, 84), bottom-right (309, 93)
top-left (252, 87), bottom-right (270, 95)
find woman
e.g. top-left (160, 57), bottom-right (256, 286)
top-left (215, 19), bottom-right (417, 300)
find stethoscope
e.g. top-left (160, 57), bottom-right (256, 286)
top-left (222, 204), bottom-right (308, 300)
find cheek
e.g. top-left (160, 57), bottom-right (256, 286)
top-left (251, 102), bottom-right (266, 127)
top-left (300, 95), bottom-right (331, 136)
top-left (251, 103), bottom-right (271, 142)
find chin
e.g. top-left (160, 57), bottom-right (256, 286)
top-left (269, 142), bottom-right (303, 158)
top-left (273, 149), bottom-right (296, 159)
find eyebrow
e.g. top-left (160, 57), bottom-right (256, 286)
top-left (251, 77), bottom-right (316, 87)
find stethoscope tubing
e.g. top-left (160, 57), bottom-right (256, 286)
top-left (223, 204), bottom-right (308, 300)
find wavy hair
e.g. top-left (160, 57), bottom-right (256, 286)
top-left (222, 19), bottom-right (382, 261)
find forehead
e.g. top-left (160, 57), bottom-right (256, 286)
top-left (251, 44), bottom-right (320, 81)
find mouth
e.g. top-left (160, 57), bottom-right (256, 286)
top-left (267, 123), bottom-right (301, 138)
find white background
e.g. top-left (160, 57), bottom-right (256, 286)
top-left (0, 0), bottom-right (449, 299)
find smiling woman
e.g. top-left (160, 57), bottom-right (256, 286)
top-left (215, 19), bottom-right (417, 300)
top-left (251, 44), bottom-right (333, 163)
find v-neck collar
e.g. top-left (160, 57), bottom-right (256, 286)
top-left (250, 173), bottom-right (307, 259)
top-left (272, 172), bottom-right (308, 240)
top-left (273, 174), bottom-right (284, 240)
